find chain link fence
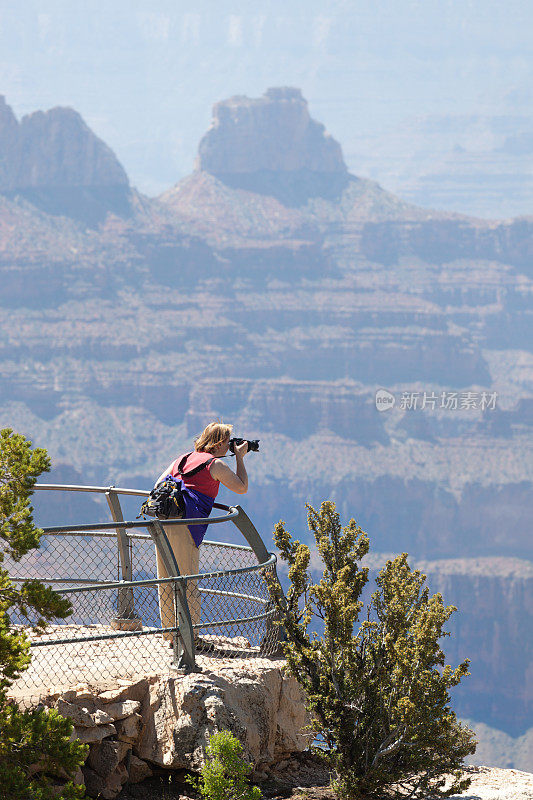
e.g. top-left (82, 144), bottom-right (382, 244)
top-left (7, 486), bottom-right (284, 708)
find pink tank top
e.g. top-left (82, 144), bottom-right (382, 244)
top-left (170, 451), bottom-right (220, 499)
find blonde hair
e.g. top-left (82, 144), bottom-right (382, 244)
top-left (194, 422), bottom-right (233, 453)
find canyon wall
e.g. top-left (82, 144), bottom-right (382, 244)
top-left (0, 87), bottom-right (531, 765)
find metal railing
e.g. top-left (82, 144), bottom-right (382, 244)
top-left (8, 484), bottom-right (285, 701)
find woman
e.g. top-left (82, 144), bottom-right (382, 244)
top-left (154, 422), bottom-right (249, 645)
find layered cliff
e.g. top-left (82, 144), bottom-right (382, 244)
top-left (369, 556), bottom-right (533, 736)
top-left (358, 554), bottom-right (533, 764)
top-left (418, 557), bottom-right (533, 735)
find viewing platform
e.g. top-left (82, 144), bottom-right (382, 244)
top-left (8, 483), bottom-right (285, 706)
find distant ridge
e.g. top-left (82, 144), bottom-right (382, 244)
top-left (0, 95), bottom-right (132, 225)
top-left (158, 88), bottom-right (532, 273)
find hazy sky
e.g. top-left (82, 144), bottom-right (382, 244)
top-left (0, 0), bottom-right (531, 204)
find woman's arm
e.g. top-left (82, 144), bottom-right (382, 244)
top-left (210, 442), bottom-right (248, 494)
top-left (154, 461), bottom-right (176, 487)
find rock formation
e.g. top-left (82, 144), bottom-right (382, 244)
top-left (24, 672), bottom-right (533, 798)
top-left (0, 95), bottom-right (131, 224)
top-left (34, 665), bottom-right (310, 799)
top-left (195, 87), bottom-right (350, 204)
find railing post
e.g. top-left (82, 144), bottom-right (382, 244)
top-left (231, 505), bottom-right (287, 646)
top-left (105, 488), bottom-right (142, 630)
top-left (150, 520), bottom-right (196, 671)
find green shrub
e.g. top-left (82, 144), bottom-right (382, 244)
top-left (0, 428), bottom-right (88, 799)
top-left (192, 729), bottom-right (261, 800)
top-left (269, 500), bottom-right (476, 800)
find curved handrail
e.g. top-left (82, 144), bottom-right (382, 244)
top-left (35, 483), bottom-right (231, 512)
top-left (41, 510), bottom-right (240, 534)
top-left (35, 483), bottom-right (148, 496)
top-left (42, 553), bottom-right (278, 594)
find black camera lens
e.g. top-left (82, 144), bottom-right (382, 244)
top-left (229, 438), bottom-right (260, 453)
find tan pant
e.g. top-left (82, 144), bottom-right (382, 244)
top-left (156, 526), bottom-right (200, 639)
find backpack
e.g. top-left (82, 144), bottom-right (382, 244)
top-left (138, 452), bottom-right (214, 520)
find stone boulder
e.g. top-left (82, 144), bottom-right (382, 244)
top-left (136, 664), bottom-right (311, 769)
top-left (39, 661), bottom-right (311, 798)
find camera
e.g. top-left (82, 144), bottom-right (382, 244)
top-left (229, 437), bottom-right (260, 453)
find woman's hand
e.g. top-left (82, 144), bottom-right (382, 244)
top-left (234, 440), bottom-right (248, 457)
